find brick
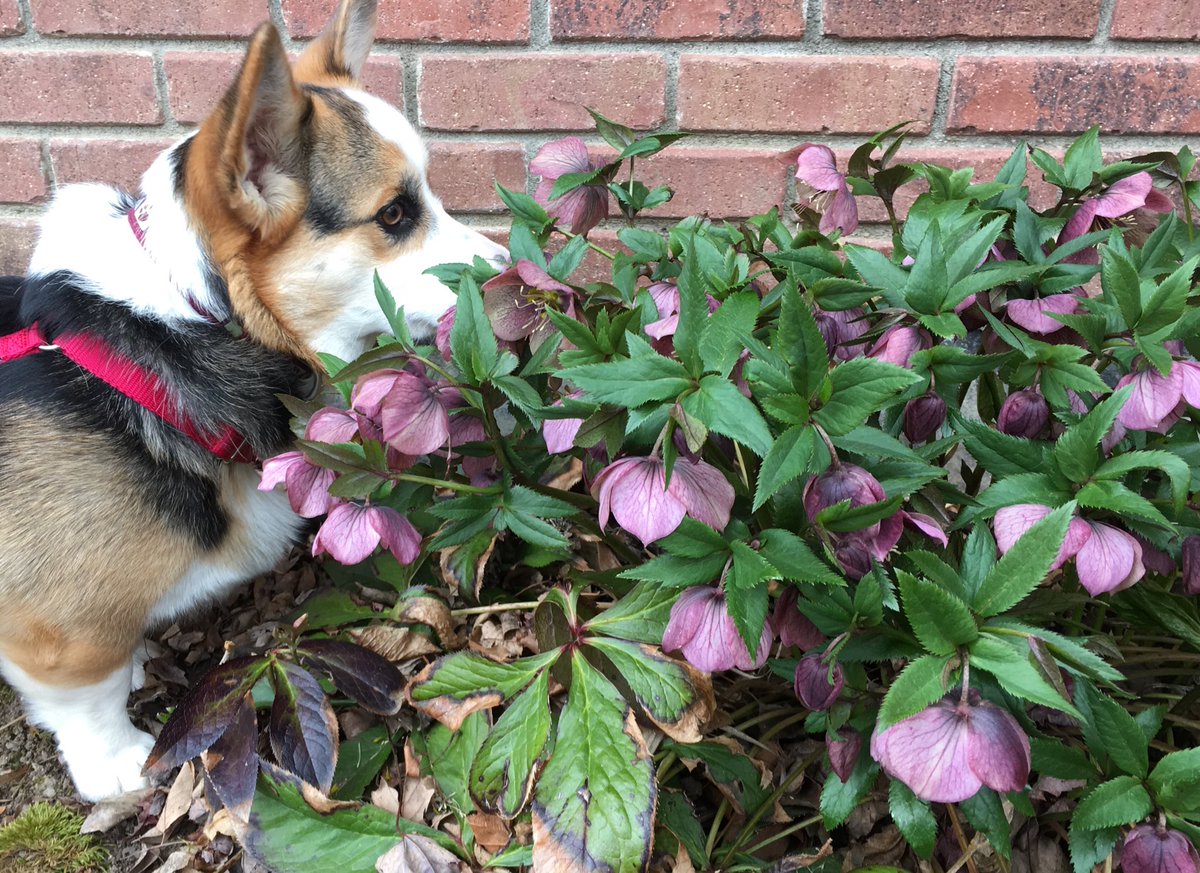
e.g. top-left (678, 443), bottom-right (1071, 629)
top-left (283, 0), bottom-right (528, 43)
top-left (166, 52), bottom-right (404, 125)
top-left (0, 217), bottom-right (38, 275)
top-left (0, 52), bottom-right (160, 124)
top-left (0, 140), bottom-right (47, 204)
top-left (825, 0), bottom-right (1100, 38)
top-left (949, 57), bottom-right (1200, 134)
top-left (50, 139), bottom-right (176, 193)
top-left (552, 0), bottom-right (804, 40)
top-left (633, 148), bottom-right (790, 218)
top-left (1, 0), bottom-right (24, 36)
top-left (427, 142), bottom-right (527, 213)
top-left (420, 54), bottom-right (666, 132)
top-left (1111, 0), bottom-right (1200, 40)
top-left (679, 56), bottom-right (939, 134)
top-left (32, 0), bottom-right (266, 37)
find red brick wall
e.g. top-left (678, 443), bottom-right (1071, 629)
top-left (1, 0), bottom-right (1197, 273)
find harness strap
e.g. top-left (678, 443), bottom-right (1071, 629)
top-left (0, 321), bottom-right (256, 464)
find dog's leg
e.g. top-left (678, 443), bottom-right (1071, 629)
top-left (130, 638), bottom-right (166, 691)
top-left (0, 643), bottom-right (154, 801)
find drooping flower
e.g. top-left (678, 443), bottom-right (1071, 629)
top-left (794, 654), bottom-right (844, 711)
top-left (903, 391), bottom-right (947, 443)
top-left (305, 406), bottom-right (361, 444)
top-left (1117, 359), bottom-right (1200, 432)
top-left (772, 587), bottom-right (826, 650)
top-left (643, 280), bottom-right (720, 343)
top-left (481, 259), bottom-right (577, 350)
top-left (870, 691), bottom-right (1031, 803)
top-left (312, 502), bottom-right (422, 566)
top-left (804, 465), bottom-right (903, 576)
top-left (378, 372), bottom-right (452, 456)
top-left (1059, 172), bottom-right (1173, 263)
top-left (663, 586), bottom-right (772, 672)
top-left (1182, 535), bottom-right (1200, 596)
top-left (531, 136), bottom-right (609, 235)
top-left (1121, 825), bottom-right (1200, 873)
top-left (543, 415), bottom-right (584, 454)
top-left (259, 451), bottom-right (336, 518)
top-left (593, 455), bottom-right (734, 545)
top-left (868, 325), bottom-right (930, 369)
top-left (794, 144), bottom-right (858, 235)
top-left (1006, 292), bottom-right (1081, 335)
top-left (827, 729), bottom-right (862, 782)
top-left (993, 503), bottom-right (1145, 596)
top-left (997, 387), bottom-right (1050, 438)
top-left (815, 307), bottom-right (869, 362)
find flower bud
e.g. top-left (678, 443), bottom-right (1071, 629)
top-left (1183, 535), bottom-right (1200, 596)
top-left (772, 587), bottom-right (826, 650)
top-left (803, 464), bottom-right (886, 520)
top-left (997, 388), bottom-right (1049, 439)
top-left (1122, 825), bottom-right (1200, 873)
top-left (826, 729), bottom-right (862, 782)
top-left (834, 540), bottom-right (874, 580)
top-left (903, 391), bottom-right (947, 444)
top-left (794, 654), bottom-right (844, 711)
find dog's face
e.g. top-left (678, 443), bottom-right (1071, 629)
top-left (176, 0), bottom-right (505, 362)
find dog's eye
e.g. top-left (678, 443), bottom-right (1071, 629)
top-left (377, 201), bottom-right (406, 228)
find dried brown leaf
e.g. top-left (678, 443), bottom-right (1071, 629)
top-left (351, 624), bottom-right (442, 662)
top-left (375, 834), bottom-right (466, 873)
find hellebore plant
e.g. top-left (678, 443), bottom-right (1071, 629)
top-left (152, 115), bottom-right (1200, 873)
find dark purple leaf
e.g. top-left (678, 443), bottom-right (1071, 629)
top-left (201, 690), bottom-right (259, 821)
top-left (269, 661), bottom-right (339, 793)
top-left (145, 656), bottom-right (270, 774)
top-left (296, 639), bottom-right (405, 716)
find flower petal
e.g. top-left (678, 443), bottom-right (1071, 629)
top-left (873, 701), bottom-right (982, 803)
top-left (380, 373), bottom-right (451, 455)
top-left (312, 503), bottom-right (380, 565)
top-left (483, 283), bottom-right (539, 341)
top-left (1007, 294), bottom-right (1079, 335)
top-left (595, 457), bottom-right (688, 545)
top-left (818, 184), bottom-right (859, 235)
top-left (543, 416), bottom-right (583, 454)
top-left (1075, 521), bottom-right (1142, 596)
top-left (794, 144), bottom-right (844, 192)
top-left (663, 587), bottom-right (715, 655)
top-left (1093, 172), bottom-right (1153, 218)
top-left (966, 701), bottom-right (1031, 794)
top-left (1117, 367), bottom-right (1185, 431)
top-left (305, 406), bottom-right (361, 444)
top-left (546, 184), bottom-right (609, 236)
top-left (530, 136), bottom-right (592, 180)
top-left (681, 593), bottom-right (738, 672)
top-left (904, 512), bottom-right (948, 547)
top-left (670, 459), bottom-right (735, 532)
top-left (366, 506), bottom-right (422, 565)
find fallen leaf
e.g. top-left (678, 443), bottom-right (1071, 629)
top-left (375, 834), bottom-right (466, 873)
top-left (371, 778), bottom-right (401, 816)
top-left (81, 788), bottom-right (151, 833)
top-left (352, 625), bottom-right (442, 662)
top-left (467, 812), bottom-right (511, 854)
top-left (147, 761), bottom-right (196, 837)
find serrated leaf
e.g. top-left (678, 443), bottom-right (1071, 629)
top-left (725, 541), bottom-right (776, 653)
top-left (878, 654), bottom-right (951, 729)
top-left (753, 425), bottom-right (816, 510)
top-left (1149, 747), bottom-right (1200, 812)
top-left (972, 503), bottom-right (1073, 617)
top-left (618, 552), bottom-right (728, 588)
top-left (470, 670), bottom-right (552, 819)
top-left (1073, 776), bottom-right (1152, 830)
top-left (408, 651), bottom-right (559, 730)
top-left (559, 342), bottom-right (692, 407)
top-left (889, 780), bottom-right (936, 858)
top-left (681, 374), bottom-right (773, 456)
top-left (970, 635), bottom-right (1080, 718)
top-left (898, 571), bottom-right (978, 656)
top-left (960, 788), bottom-right (1012, 860)
top-left (1068, 824), bottom-right (1119, 873)
top-left (820, 752), bottom-right (880, 829)
top-left (777, 282), bottom-right (829, 397)
top-left (586, 581), bottom-right (677, 645)
top-left (297, 639), bottom-right (405, 716)
top-left (587, 637), bottom-right (711, 744)
top-left (268, 661), bottom-right (338, 792)
top-left (758, 528), bottom-right (843, 585)
top-left (1088, 689), bottom-right (1149, 778)
top-left (815, 358), bottom-right (921, 436)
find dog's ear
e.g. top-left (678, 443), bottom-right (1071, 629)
top-left (205, 22), bottom-right (308, 238)
top-left (294, 0), bottom-right (377, 83)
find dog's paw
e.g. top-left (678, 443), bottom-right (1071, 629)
top-left (65, 729), bottom-right (156, 802)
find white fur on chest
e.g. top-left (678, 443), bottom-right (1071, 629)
top-left (147, 464), bottom-right (304, 627)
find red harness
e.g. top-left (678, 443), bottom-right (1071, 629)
top-left (0, 202), bottom-right (256, 463)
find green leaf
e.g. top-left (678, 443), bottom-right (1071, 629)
top-left (1088, 689), bottom-right (1149, 779)
top-left (777, 281), bottom-right (829, 397)
top-left (618, 552), bottom-right (728, 588)
top-left (657, 791), bottom-right (709, 869)
top-left (1073, 776), bottom-right (1153, 830)
top-left (1075, 480), bottom-right (1170, 528)
top-left (960, 524), bottom-right (998, 604)
top-left (753, 425), bottom-right (816, 510)
top-left (531, 654), bottom-right (656, 873)
top-left (408, 651), bottom-right (559, 729)
top-left (820, 752), bottom-right (880, 829)
top-left (1095, 449), bottom-right (1190, 514)
top-left (1101, 246), bottom-right (1144, 329)
top-left (972, 503), bottom-right (1073, 617)
top-left (1030, 736), bottom-right (1096, 781)
top-left (725, 541), bottom-right (776, 653)
top-left (331, 725), bottom-right (393, 801)
top-left (1053, 386), bottom-right (1132, 483)
top-left (662, 740), bottom-right (772, 814)
top-left (587, 108), bottom-right (635, 149)
top-left (560, 336), bottom-right (692, 407)
top-left (1138, 255), bottom-right (1199, 334)
top-left (413, 713), bottom-right (487, 813)
top-left (659, 519), bottom-right (729, 559)
top-left (758, 529), bottom-right (843, 585)
top-left (951, 413), bottom-right (1047, 477)
top-left (844, 244), bottom-right (909, 301)
top-left (450, 274), bottom-right (499, 383)
top-left (494, 182), bottom-right (551, 228)
top-left (373, 273), bottom-right (413, 347)
top-left (673, 238), bottom-right (707, 375)
top-left (586, 581), bottom-right (677, 645)
top-left (878, 654), bottom-right (951, 729)
top-left (898, 571), bottom-right (978, 656)
top-left (587, 637), bottom-right (707, 740)
top-left (1063, 126), bottom-right (1102, 189)
top-left (889, 780), bottom-right (936, 858)
top-left (1068, 824), bottom-right (1119, 873)
top-left (701, 290), bottom-right (759, 377)
top-left (815, 358), bottom-right (921, 436)
top-left (959, 788), bottom-right (1012, 861)
top-left (470, 670), bottom-right (552, 819)
top-left (681, 374), bottom-right (773, 456)
top-left (970, 635), bottom-right (1081, 718)
top-left (833, 426), bottom-right (927, 463)
top-left (1149, 747), bottom-right (1200, 812)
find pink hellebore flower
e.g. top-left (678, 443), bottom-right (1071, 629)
top-left (312, 502), bottom-right (421, 566)
top-left (531, 136), bottom-right (609, 235)
top-left (644, 280), bottom-right (720, 343)
top-left (1006, 292), bottom-right (1081, 336)
top-left (772, 587), bottom-right (826, 650)
top-left (794, 144), bottom-right (858, 235)
top-left (435, 306), bottom-right (455, 361)
top-left (481, 259), bottom-right (576, 350)
top-left (542, 392), bottom-right (585, 454)
top-left (993, 503), bottom-right (1146, 596)
top-left (868, 325), bottom-right (930, 369)
top-left (871, 692), bottom-right (1031, 803)
top-left (794, 653), bottom-right (844, 711)
top-left (305, 406), bottom-right (361, 444)
top-left (1121, 826), bottom-right (1200, 873)
top-left (804, 465), bottom-right (903, 576)
top-left (259, 452), bottom-right (336, 518)
top-left (593, 456), bottom-right (734, 545)
top-left (1059, 172), bottom-right (1173, 263)
top-left (1117, 360), bottom-right (1200, 432)
top-left (663, 587), bottom-right (772, 672)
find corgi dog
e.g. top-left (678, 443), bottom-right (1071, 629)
top-left (0, 0), bottom-right (506, 800)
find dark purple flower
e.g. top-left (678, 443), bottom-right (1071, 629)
top-left (312, 502), bottom-right (421, 566)
top-left (870, 692), bottom-right (1031, 803)
top-left (794, 654), bottom-right (844, 711)
top-left (997, 388), bottom-right (1050, 438)
top-left (1059, 172), bottom-right (1173, 264)
top-left (259, 451), bottom-right (336, 518)
top-left (593, 456), bottom-right (734, 545)
top-left (1122, 825), bottom-right (1200, 873)
top-left (794, 144), bottom-right (858, 235)
top-left (904, 391), bottom-right (946, 443)
top-left (815, 307), bottom-right (869, 362)
top-left (804, 465), bottom-right (903, 574)
top-left (663, 587), bottom-right (772, 673)
top-left (531, 136), bottom-right (609, 235)
top-left (827, 729), bottom-right (862, 782)
top-left (772, 587), bottom-right (826, 650)
top-left (1183, 536), bottom-right (1200, 596)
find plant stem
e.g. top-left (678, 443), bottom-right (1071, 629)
top-left (704, 797), bottom-right (729, 861)
top-left (559, 229), bottom-right (618, 261)
top-left (450, 601), bottom-right (541, 617)
top-left (393, 472), bottom-right (496, 494)
top-left (719, 750), bottom-right (820, 865)
top-left (742, 814), bottom-right (824, 856)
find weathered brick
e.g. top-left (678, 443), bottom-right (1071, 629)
top-left (678, 56), bottom-right (939, 134)
top-left (0, 140), bottom-right (47, 204)
top-left (949, 57), bottom-right (1200, 134)
top-left (166, 53), bottom-right (404, 125)
top-left (427, 142), bottom-right (527, 213)
top-left (552, 0), bottom-right (804, 40)
top-left (32, 0), bottom-right (265, 37)
top-left (50, 139), bottom-right (176, 193)
top-left (825, 0), bottom-right (1100, 38)
top-left (0, 217), bottom-right (38, 275)
top-left (283, 0), bottom-right (528, 43)
top-left (420, 54), bottom-right (666, 132)
top-left (0, 52), bottom-right (160, 124)
top-left (633, 148), bottom-right (790, 218)
top-left (1111, 0), bottom-right (1200, 40)
top-left (1, 0), bottom-right (24, 36)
